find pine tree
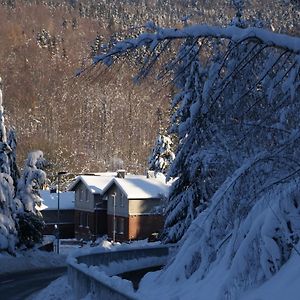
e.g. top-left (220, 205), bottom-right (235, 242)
top-left (148, 134), bottom-right (175, 175)
top-left (16, 151), bottom-right (46, 248)
top-left (0, 173), bottom-right (18, 254)
top-left (7, 129), bottom-right (20, 190)
top-left (92, 9), bottom-right (300, 297)
top-left (0, 77), bottom-right (18, 253)
top-left (163, 7), bottom-right (269, 243)
top-left (163, 38), bottom-right (208, 242)
top-left (17, 151), bottom-right (46, 212)
top-left (0, 77), bottom-right (47, 252)
top-left (0, 78), bottom-right (11, 176)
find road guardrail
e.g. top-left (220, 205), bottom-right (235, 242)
top-left (67, 244), bottom-right (174, 300)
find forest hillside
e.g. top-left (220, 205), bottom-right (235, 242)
top-left (0, 0), bottom-right (298, 179)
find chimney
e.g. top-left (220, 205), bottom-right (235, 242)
top-left (146, 170), bottom-right (155, 179)
top-left (116, 170), bottom-right (126, 178)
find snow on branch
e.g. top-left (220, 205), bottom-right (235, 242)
top-left (88, 19), bottom-right (300, 300)
top-left (94, 25), bottom-right (300, 65)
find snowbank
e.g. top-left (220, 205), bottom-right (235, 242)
top-left (137, 250), bottom-right (300, 300)
top-left (32, 246), bottom-right (300, 300)
top-left (67, 238), bottom-right (160, 261)
top-left (0, 249), bottom-right (66, 276)
top-left (31, 239), bottom-right (163, 300)
top-left (241, 248), bottom-right (300, 300)
top-left (27, 275), bottom-right (74, 300)
top-left (138, 176), bottom-right (300, 300)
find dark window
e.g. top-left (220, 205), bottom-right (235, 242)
top-left (117, 218), bottom-right (124, 234)
top-left (86, 214), bottom-right (89, 228)
top-left (79, 212), bottom-right (84, 226)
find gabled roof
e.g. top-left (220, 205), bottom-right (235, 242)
top-left (39, 190), bottom-right (75, 210)
top-left (68, 174), bottom-right (115, 195)
top-left (103, 175), bottom-right (170, 199)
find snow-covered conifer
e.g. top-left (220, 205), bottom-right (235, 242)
top-left (0, 78), bottom-right (6, 144)
top-left (7, 129), bottom-right (20, 189)
top-left (0, 78), bottom-right (11, 175)
top-left (17, 151), bottom-right (46, 213)
top-left (16, 151), bottom-right (46, 248)
top-left (0, 79), bottom-right (47, 252)
top-left (92, 13), bottom-right (300, 297)
top-left (148, 134), bottom-right (175, 175)
top-left (0, 173), bottom-right (17, 254)
top-left (0, 77), bottom-right (18, 253)
top-left (163, 38), bottom-right (207, 242)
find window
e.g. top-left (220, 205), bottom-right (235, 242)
top-left (86, 214), bottom-right (89, 228)
top-left (120, 194), bottom-right (125, 207)
top-left (79, 212), bottom-right (83, 227)
top-left (79, 212), bottom-right (89, 227)
top-left (117, 218), bottom-right (125, 234)
top-left (80, 188), bottom-right (86, 202)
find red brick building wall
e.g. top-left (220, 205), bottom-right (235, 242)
top-left (128, 214), bottom-right (164, 240)
top-left (107, 214), bottom-right (164, 242)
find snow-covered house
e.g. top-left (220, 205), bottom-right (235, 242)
top-left (68, 174), bottom-right (115, 240)
top-left (102, 175), bottom-right (169, 242)
top-left (39, 190), bottom-right (75, 238)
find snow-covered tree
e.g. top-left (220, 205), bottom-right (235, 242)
top-left (17, 150), bottom-right (46, 212)
top-left (0, 77), bottom-right (47, 252)
top-left (0, 78), bottom-right (11, 176)
top-left (148, 134), bottom-right (175, 175)
top-left (162, 37), bottom-right (208, 242)
top-left (0, 78), bottom-right (6, 143)
top-left (0, 173), bottom-right (18, 254)
top-left (7, 129), bottom-right (20, 189)
top-left (0, 77), bottom-right (18, 253)
top-left (92, 14), bottom-right (300, 298)
top-left (16, 151), bottom-right (46, 248)
top-left (162, 12), bottom-right (270, 244)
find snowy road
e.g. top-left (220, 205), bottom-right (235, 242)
top-left (0, 266), bottom-right (66, 300)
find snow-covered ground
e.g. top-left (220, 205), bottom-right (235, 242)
top-left (26, 276), bottom-right (74, 300)
top-left (3, 237), bottom-right (300, 300)
top-left (0, 249), bottom-right (66, 276)
top-left (136, 247), bottom-right (300, 300)
top-left (27, 239), bottom-right (159, 300)
top-left (0, 236), bottom-right (89, 276)
top-left (31, 246), bottom-right (300, 300)
top-left (241, 249), bottom-right (300, 300)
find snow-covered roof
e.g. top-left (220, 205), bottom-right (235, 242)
top-left (68, 174), bottom-right (115, 195)
top-left (104, 175), bottom-right (170, 199)
top-left (39, 190), bottom-right (75, 210)
top-left (87, 172), bottom-right (117, 177)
